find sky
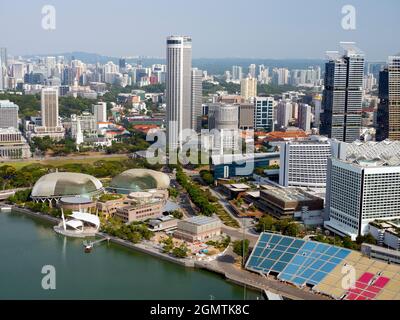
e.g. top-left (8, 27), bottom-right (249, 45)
top-left (0, 0), bottom-right (398, 60)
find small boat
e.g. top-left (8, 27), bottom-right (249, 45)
top-left (84, 244), bottom-right (93, 253)
top-left (1, 207), bottom-right (12, 212)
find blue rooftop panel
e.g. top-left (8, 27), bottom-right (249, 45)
top-left (246, 232), bottom-right (354, 288)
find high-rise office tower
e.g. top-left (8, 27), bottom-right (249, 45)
top-left (276, 100), bottom-right (292, 129)
top-left (232, 65), bottom-right (243, 81)
top-left (254, 96), bottom-right (274, 131)
top-left (0, 100), bottom-right (19, 129)
top-left (298, 103), bottom-right (312, 132)
top-left (119, 58), bottom-right (126, 70)
top-left (238, 103), bottom-right (255, 130)
top-left (248, 64), bottom-right (256, 78)
top-left (166, 35), bottom-right (192, 149)
top-left (92, 102), bottom-right (107, 123)
top-left (376, 55), bottom-right (400, 141)
top-left (0, 47), bottom-right (7, 90)
top-left (240, 77), bottom-right (257, 101)
top-left (313, 94), bottom-right (323, 128)
top-left (272, 68), bottom-right (289, 85)
top-left (191, 68), bottom-right (203, 133)
top-left (0, 48), bottom-right (7, 70)
top-left (320, 43), bottom-right (364, 142)
top-left (41, 87), bottom-right (60, 129)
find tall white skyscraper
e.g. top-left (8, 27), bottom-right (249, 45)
top-left (166, 35), bottom-right (192, 149)
top-left (232, 66), bottom-right (243, 82)
top-left (276, 100), bottom-right (292, 129)
top-left (41, 87), bottom-right (60, 129)
top-left (0, 47), bottom-right (7, 90)
top-left (248, 64), bottom-right (256, 78)
top-left (191, 68), bottom-right (203, 133)
top-left (92, 102), bottom-right (107, 123)
top-left (240, 77), bottom-right (257, 101)
top-left (30, 87), bottom-right (64, 140)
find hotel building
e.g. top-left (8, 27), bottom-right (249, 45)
top-left (325, 152), bottom-right (400, 240)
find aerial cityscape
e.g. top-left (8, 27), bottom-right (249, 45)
top-left (1, 0), bottom-right (400, 309)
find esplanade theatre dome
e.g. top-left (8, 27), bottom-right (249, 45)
top-left (31, 172), bottom-right (104, 201)
top-left (109, 169), bottom-right (170, 193)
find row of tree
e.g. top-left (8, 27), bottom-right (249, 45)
top-left (0, 158), bottom-right (161, 190)
top-left (255, 215), bottom-right (301, 237)
top-left (175, 167), bottom-right (217, 216)
top-left (101, 218), bottom-right (154, 244)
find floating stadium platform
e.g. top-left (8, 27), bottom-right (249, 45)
top-left (246, 232), bottom-right (400, 300)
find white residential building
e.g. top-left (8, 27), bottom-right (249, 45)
top-left (92, 102), bottom-right (107, 123)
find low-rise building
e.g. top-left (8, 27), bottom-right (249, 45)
top-left (218, 182), bottom-right (251, 199)
top-left (0, 127), bottom-right (32, 159)
top-left (115, 191), bottom-right (166, 223)
top-left (148, 215), bottom-right (178, 232)
top-left (174, 216), bottom-right (222, 243)
top-left (361, 243), bottom-right (400, 265)
top-left (96, 194), bottom-right (126, 218)
top-left (367, 220), bottom-right (400, 250)
top-left (258, 185), bottom-right (324, 220)
top-left (211, 152), bottom-right (279, 179)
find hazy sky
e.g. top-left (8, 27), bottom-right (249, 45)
top-left (0, 0), bottom-right (398, 60)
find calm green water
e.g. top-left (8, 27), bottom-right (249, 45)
top-left (0, 211), bottom-right (260, 300)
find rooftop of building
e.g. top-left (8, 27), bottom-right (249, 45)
top-left (183, 216), bottom-right (221, 226)
top-left (0, 127), bottom-right (21, 134)
top-left (343, 140), bottom-right (400, 166)
top-left (260, 185), bottom-right (320, 202)
top-left (369, 220), bottom-right (400, 236)
top-left (281, 135), bottom-right (330, 145)
top-left (211, 152), bottom-right (279, 165)
top-left (264, 130), bottom-right (308, 141)
top-left (0, 100), bottom-right (19, 108)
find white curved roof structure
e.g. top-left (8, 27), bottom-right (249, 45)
top-left (65, 220), bottom-right (84, 230)
top-left (70, 212), bottom-right (100, 228)
top-left (32, 172), bottom-right (103, 198)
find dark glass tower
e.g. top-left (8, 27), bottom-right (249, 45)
top-left (320, 44), bottom-right (364, 142)
top-left (376, 55), bottom-right (400, 141)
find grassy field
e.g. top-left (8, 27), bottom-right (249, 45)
top-left (0, 155), bottom-right (129, 170)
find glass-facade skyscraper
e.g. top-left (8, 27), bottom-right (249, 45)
top-left (320, 43), bottom-right (364, 142)
top-left (376, 55), bottom-right (400, 141)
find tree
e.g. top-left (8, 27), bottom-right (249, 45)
top-left (0, 165), bottom-right (17, 190)
top-left (284, 223), bottom-right (300, 237)
top-left (200, 170), bottom-right (214, 185)
top-left (171, 210), bottom-right (183, 220)
top-left (172, 244), bottom-right (189, 258)
top-left (256, 215), bottom-right (277, 232)
top-left (356, 234), bottom-right (377, 245)
top-left (161, 236), bottom-right (174, 253)
top-left (168, 187), bottom-right (179, 198)
top-left (233, 239), bottom-right (250, 259)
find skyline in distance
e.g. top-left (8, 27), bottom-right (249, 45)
top-left (0, 0), bottom-right (399, 61)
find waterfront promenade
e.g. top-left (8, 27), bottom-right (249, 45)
top-left (1, 204), bottom-right (327, 300)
